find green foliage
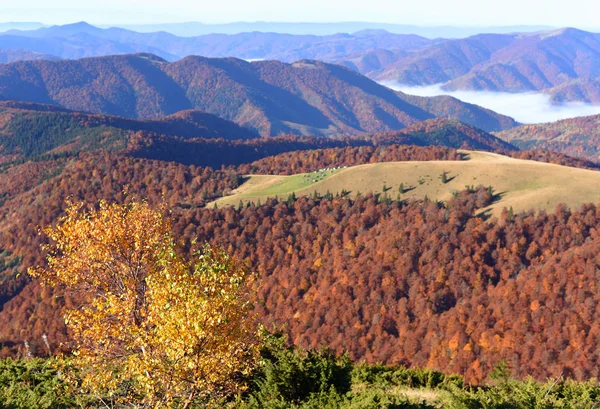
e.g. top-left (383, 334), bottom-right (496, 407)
top-left (242, 333), bottom-right (352, 408)
top-left (2, 346), bottom-right (600, 409)
top-left (352, 363), bottom-right (463, 390)
top-left (446, 377), bottom-right (600, 409)
top-left (0, 358), bottom-right (83, 409)
top-left (489, 360), bottom-right (511, 385)
top-left (291, 387), bottom-right (430, 409)
top-left (344, 389), bottom-right (432, 409)
top-left (3, 113), bottom-right (127, 159)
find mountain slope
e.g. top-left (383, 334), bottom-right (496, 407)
top-left (397, 92), bottom-right (519, 131)
top-left (375, 34), bottom-right (516, 85)
top-left (495, 113), bottom-right (600, 161)
top-left (374, 28), bottom-right (600, 102)
top-left (444, 29), bottom-right (600, 93)
top-left (372, 118), bottom-right (515, 151)
top-left (0, 101), bottom-right (260, 163)
top-left (545, 77), bottom-right (600, 104)
top-left (0, 54), bottom-right (517, 136)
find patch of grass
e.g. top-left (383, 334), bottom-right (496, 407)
top-left (212, 150), bottom-right (600, 216)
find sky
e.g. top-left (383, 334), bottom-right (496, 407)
top-left (1, 0), bottom-right (599, 27)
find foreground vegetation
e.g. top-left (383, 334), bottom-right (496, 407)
top-left (2, 343), bottom-right (600, 408)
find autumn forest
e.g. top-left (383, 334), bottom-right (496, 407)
top-left (2, 15), bottom-right (600, 407)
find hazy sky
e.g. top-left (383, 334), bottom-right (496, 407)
top-left (1, 0), bottom-right (599, 27)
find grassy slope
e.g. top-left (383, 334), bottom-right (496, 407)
top-left (212, 150), bottom-right (600, 216)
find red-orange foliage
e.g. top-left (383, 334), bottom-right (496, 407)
top-left (497, 114), bottom-right (600, 162)
top-left (3, 145), bottom-right (600, 385)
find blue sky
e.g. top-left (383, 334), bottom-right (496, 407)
top-left (1, 0), bottom-right (599, 27)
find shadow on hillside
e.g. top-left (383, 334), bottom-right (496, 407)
top-left (492, 190), bottom-right (506, 204)
top-left (478, 190), bottom-right (507, 221)
top-left (444, 175), bottom-right (457, 184)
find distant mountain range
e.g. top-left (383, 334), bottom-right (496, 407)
top-left (114, 22), bottom-right (556, 38)
top-left (1, 23), bottom-right (600, 103)
top-left (0, 21), bottom-right (554, 38)
top-left (0, 49), bottom-right (59, 63)
top-left (0, 22), bottom-right (434, 61)
top-left (0, 22), bottom-right (44, 32)
top-left (370, 28), bottom-right (600, 103)
top-left (0, 54), bottom-right (517, 136)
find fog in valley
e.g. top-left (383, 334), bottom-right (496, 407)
top-left (387, 83), bottom-right (600, 124)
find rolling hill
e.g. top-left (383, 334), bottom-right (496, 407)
top-left (0, 54), bottom-right (517, 136)
top-left (0, 101), bottom-right (516, 170)
top-left (212, 150), bottom-right (600, 216)
top-left (371, 118), bottom-right (514, 151)
top-left (0, 101), bottom-right (260, 163)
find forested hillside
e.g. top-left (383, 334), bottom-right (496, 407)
top-left (0, 55), bottom-right (599, 387)
top-left (4, 2), bottom-right (600, 406)
top-left (371, 118), bottom-right (514, 151)
top-left (0, 102), bottom-right (517, 169)
top-left (1, 139), bottom-right (600, 385)
top-left (495, 113), bottom-right (600, 161)
top-left (0, 54), bottom-right (517, 135)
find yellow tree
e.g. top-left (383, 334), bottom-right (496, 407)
top-left (29, 200), bottom-right (260, 408)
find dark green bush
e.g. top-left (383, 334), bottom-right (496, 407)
top-left (3, 345), bottom-right (600, 409)
top-left (0, 358), bottom-right (77, 409)
top-left (344, 388), bottom-right (435, 409)
top-left (352, 362), bottom-right (463, 389)
top-left (446, 377), bottom-right (600, 409)
top-left (241, 333), bottom-right (353, 408)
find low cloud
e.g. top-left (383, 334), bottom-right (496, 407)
top-left (385, 83), bottom-right (600, 124)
